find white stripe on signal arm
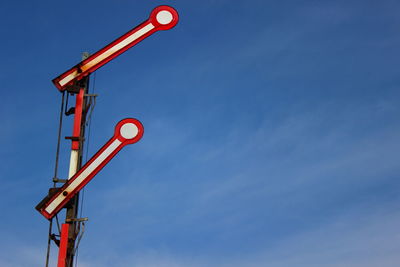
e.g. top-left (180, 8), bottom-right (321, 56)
top-left (45, 139), bottom-right (122, 214)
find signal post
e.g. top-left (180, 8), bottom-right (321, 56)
top-left (35, 5), bottom-right (179, 267)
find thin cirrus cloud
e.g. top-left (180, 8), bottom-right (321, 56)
top-left (74, 98), bottom-right (400, 266)
top-left (0, 1), bottom-right (399, 266)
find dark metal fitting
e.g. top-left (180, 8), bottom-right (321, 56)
top-left (65, 107), bottom-right (75, 116)
top-left (53, 178), bottom-right (68, 183)
top-left (65, 136), bottom-right (84, 141)
top-left (66, 217), bottom-right (89, 223)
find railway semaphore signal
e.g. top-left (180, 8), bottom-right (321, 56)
top-left (53, 5), bottom-right (179, 91)
top-left (36, 118), bottom-right (144, 219)
top-left (36, 5), bottom-right (179, 267)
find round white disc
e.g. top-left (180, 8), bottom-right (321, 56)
top-left (156, 10), bottom-right (173, 25)
top-left (120, 123), bottom-right (139, 139)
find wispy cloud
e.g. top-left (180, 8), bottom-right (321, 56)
top-left (76, 203), bottom-right (400, 267)
top-left (73, 98), bottom-right (400, 266)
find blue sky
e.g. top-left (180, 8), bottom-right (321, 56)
top-left (0, 0), bottom-right (400, 266)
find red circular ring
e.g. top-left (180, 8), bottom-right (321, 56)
top-left (149, 5), bottom-right (179, 30)
top-left (114, 118), bottom-right (144, 144)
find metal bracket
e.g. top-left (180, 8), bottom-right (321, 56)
top-left (50, 233), bottom-right (60, 247)
top-left (66, 217), bottom-right (89, 223)
top-left (53, 178), bottom-right (68, 183)
top-left (65, 76), bottom-right (88, 94)
top-left (65, 84), bottom-right (81, 94)
top-left (65, 136), bottom-right (84, 142)
top-left (35, 187), bottom-right (62, 212)
top-left (65, 107), bottom-right (75, 116)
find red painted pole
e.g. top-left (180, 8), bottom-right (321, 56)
top-left (71, 89), bottom-right (84, 150)
top-left (57, 224), bottom-right (70, 267)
